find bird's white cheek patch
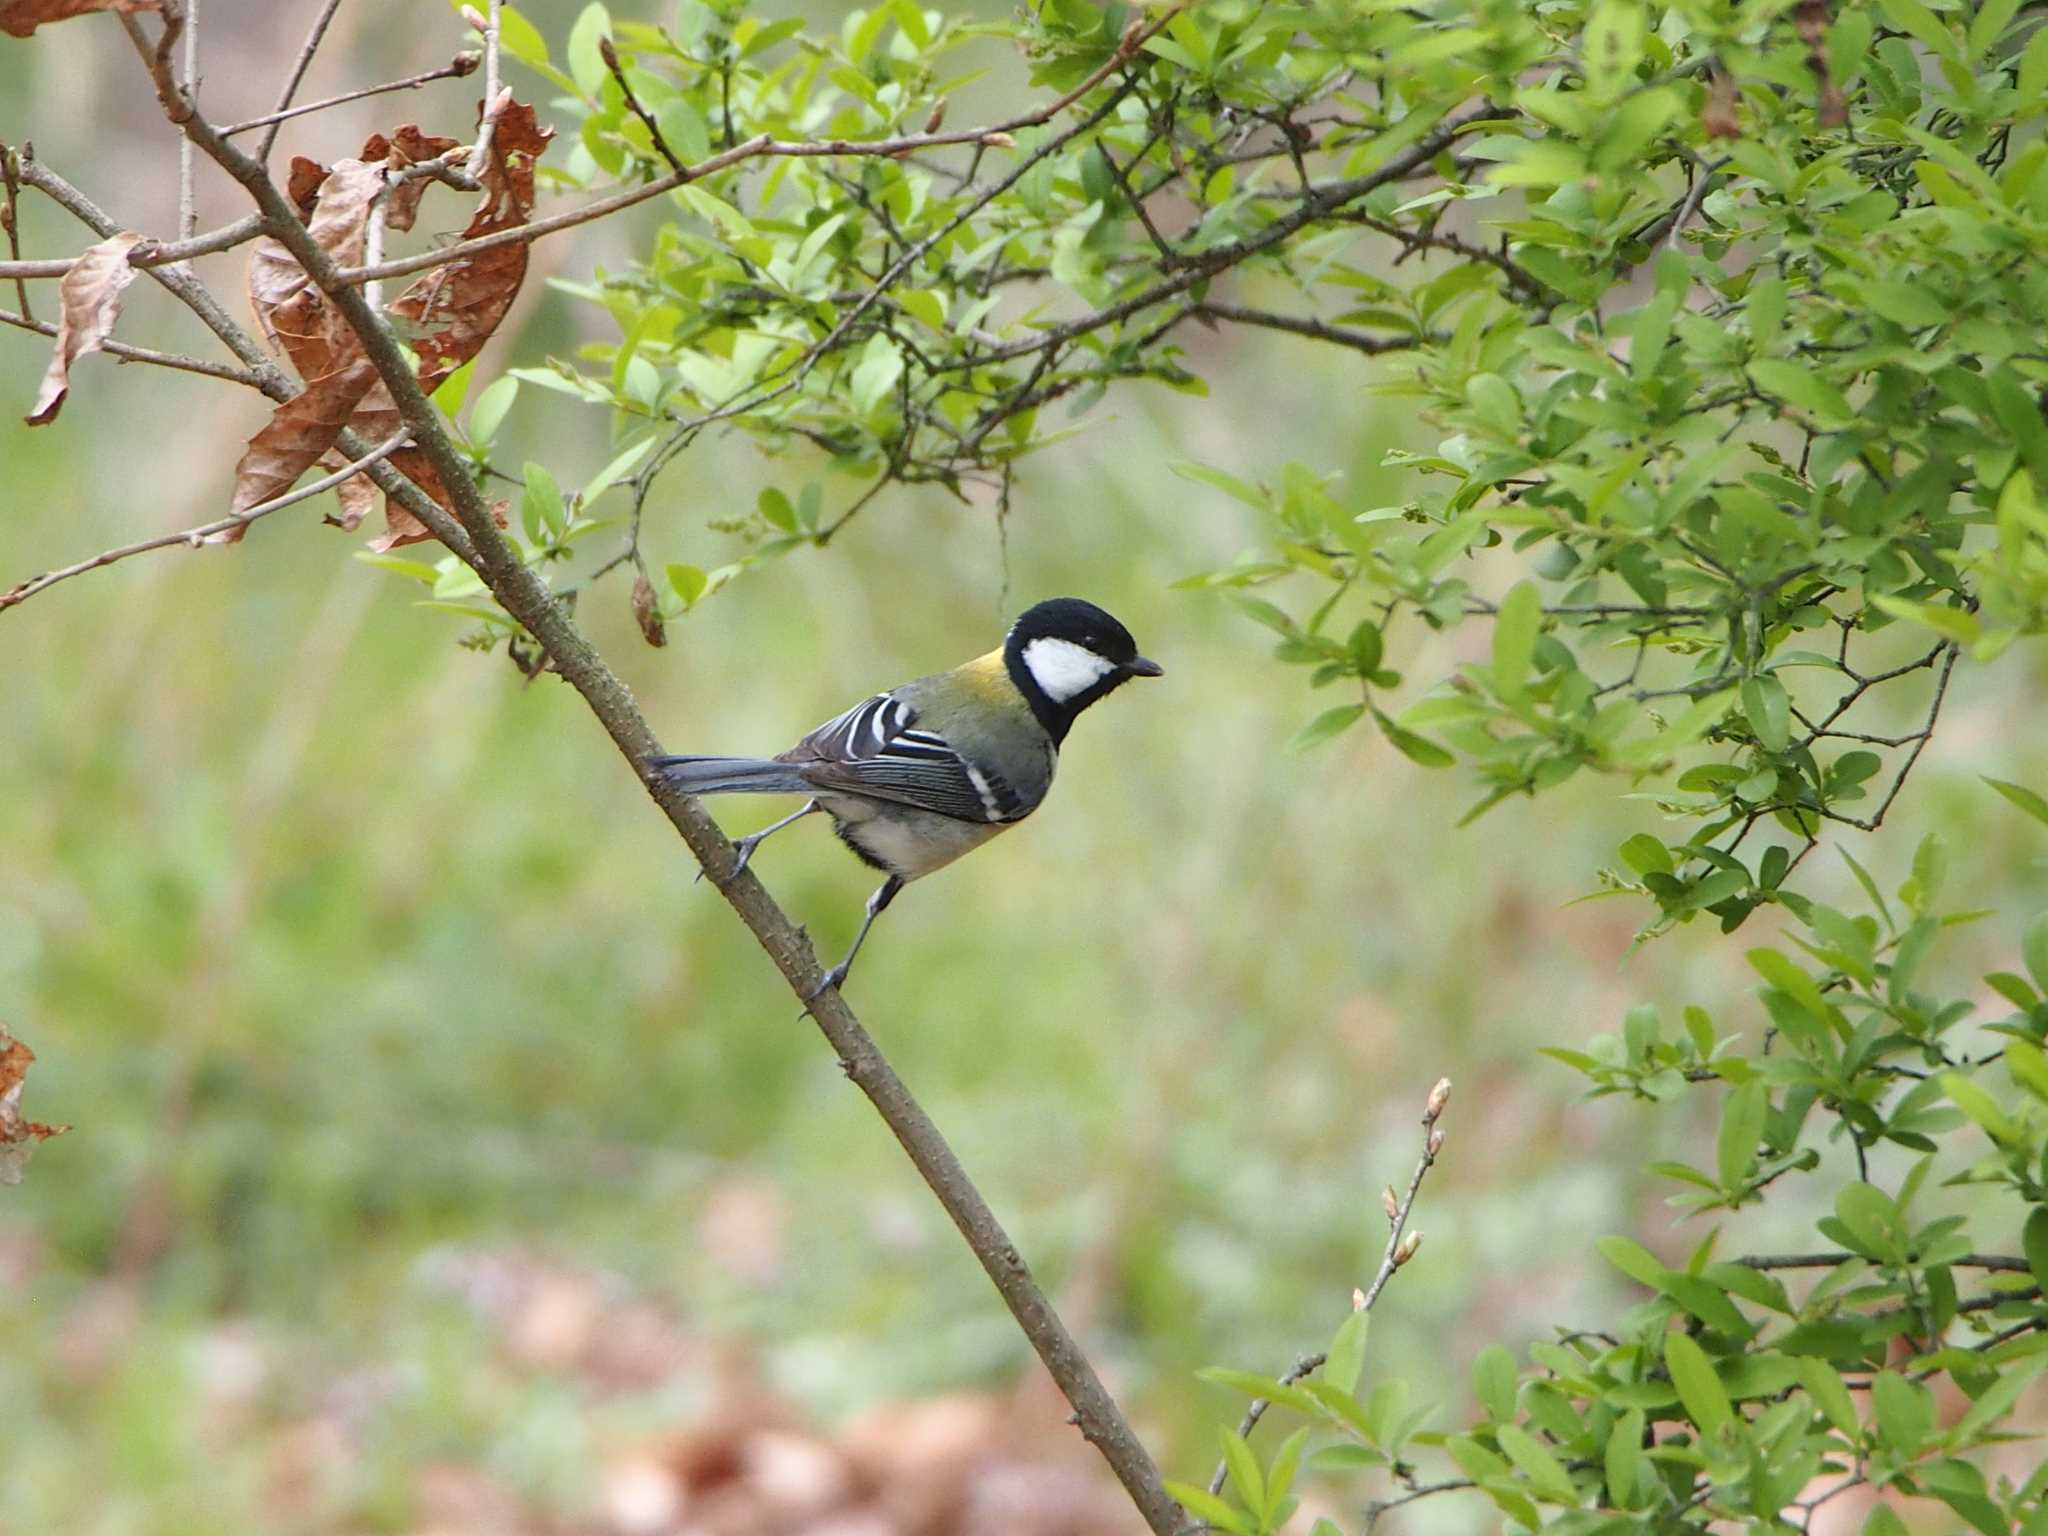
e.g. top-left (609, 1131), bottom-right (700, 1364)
top-left (1022, 637), bottom-right (1115, 701)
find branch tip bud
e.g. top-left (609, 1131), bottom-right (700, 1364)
top-left (1394, 1231), bottom-right (1423, 1266)
top-left (460, 5), bottom-right (487, 31)
top-left (1352, 1287), bottom-right (1367, 1311)
top-left (979, 131), bottom-right (1016, 149)
top-left (1424, 1077), bottom-right (1451, 1122)
top-left (1381, 1185), bottom-right (1399, 1222)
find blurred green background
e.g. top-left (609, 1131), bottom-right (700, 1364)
top-left (4, 7), bottom-right (2045, 1534)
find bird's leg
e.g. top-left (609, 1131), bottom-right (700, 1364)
top-left (809, 874), bottom-right (904, 1000)
top-left (705, 799), bottom-right (821, 884)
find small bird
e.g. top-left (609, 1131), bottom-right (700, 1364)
top-left (648, 598), bottom-right (1162, 997)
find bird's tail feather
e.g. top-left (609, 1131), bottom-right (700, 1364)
top-left (647, 755), bottom-right (813, 796)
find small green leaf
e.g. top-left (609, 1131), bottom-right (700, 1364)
top-left (1495, 1422), bottom-right (1578, 1503)
top-left (520, 461), bottom-right (566, 542)
top-left (2025, 911), bottom-right (2048, 995)
top-left (1870, 1369), bottom-right (1931, 1455)
top-left (2024, 1209), bottom-right (2048, 1296)
top-left (1492, 580), bottom-right (1541, 699)
top-left (1664, 1332), bottom-right (1733, 1439)
top-left (566, 1), bottom-right (613, 96)
top-left (1986, 777), bottom-right (2048, 827)
top-left (1325, 1307), bottom-right (1370, 1397)
top-left (1797, 1356), bottom-right (1860, 1438)
top-left (1162, 1481), bottom-right (1254, 1535)
top-left (1604, 1407), bottom-right (1646, 1508)
top-left (467, 375), bottom-right (519, 446)
top-left (582, 434), bottom-right (654, 505)
top-left (1219, 1428), bottom-right (1264, 1515)
top-left (666, 563), bottom-right (707, 609)
top-left (1374, 707), bottom-right (1455, 768)
top-left (1472, 1344), bottom-right (1518, 1422)
top-left (1288, 704), bottom-right (1366, 753)
top-left (1741, 674), bottom-right (1790, 753)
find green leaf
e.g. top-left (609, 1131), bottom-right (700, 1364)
top-left (848, 334), bottom-right (905, 414)
top-left (1169, 459), bottom-right (1267, 511)
top-left (1374, 707), bottom-right (1455, 768)
top-left (1663, 1332), bottom-right (1733, 1439)
top-left (1288, 704), bottom-right (1366, 753)
top-left (1716, 1078), bottom-right (1768, 1193)
top-left (1492, 580), bottom-right (1541, 699)
top-left (1747, 359), bottom-right (1854, 424)
top-left (1870, 1369), bottom-right (1931, 1455)
top-left (1325, 1307), bottom-right (1371, 1397)
top-left (1162, 1481), bottom-right (1254, 1535)
top-left (566, 1), bottom-right (613, 97)
top-left (2025, 912), bottom-right (2048, 995)
top-left (1219, 1428), bottom-right (1264, 1515)
top-left (520, 461), bottom-right (566, 542)
top-left (582, 434), bottom-right (654, 505)
top-left (467, 375), bottom-right (519, 447)
top-left (1741, 674), bottom-right (1790, 754)
top-left (2025, 1209), bottom-right (2048, 1296)
top-left (1604, 1407), bottom-right (1645, 1507)
top-left (1495, 1422), bottom-right (1578, 1503)
top-left (1797, 1356), bottom-right (1860, 1438)
top-left (1472, 1344), bottom-right (1518, 1422)
top-left (666, 563), bottom-right (707, 609)
top-left (1986, 778), bottom-right (2048, 827)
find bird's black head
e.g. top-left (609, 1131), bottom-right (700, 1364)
top-left (1002, 598), bottom-right (1163, 744)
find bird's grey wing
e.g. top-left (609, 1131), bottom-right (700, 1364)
top-left (779, 694), bottom-right (1021, 824)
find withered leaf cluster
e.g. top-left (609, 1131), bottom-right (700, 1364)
top-left (239, 103), bottom-right (551, 550)
top-left (0, 1026), bottom-right (68, 1186)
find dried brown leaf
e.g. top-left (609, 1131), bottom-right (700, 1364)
top-left (0, 1026), bottom-right (68, 1186)
top-left (247, 159), bottom-right (385, 382)
top-left (366, 124), bottom-right (461, 233)
top-left (0, 0), bottom-right (158, 37)
top-left (388, 97), bottom-right (553, 393)
top-left (222, 357), bottom-right (381, 540)
top-left (25, 230), bottom-right (143, 425)
top-left (632, 570), bottom-right (666, 647)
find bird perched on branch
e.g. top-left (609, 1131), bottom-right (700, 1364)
top-left (648, 598), bottom-right (1162, 997)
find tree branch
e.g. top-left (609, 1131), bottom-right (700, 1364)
top-left (0, 304), bottom-right (264, 385)
top-left (218, 51), bottom-right (481, 137)
top-left (0, 430), bottom-right (407, 612)
top-left (256, 0), bottom-right (345, 164)
top-left (117, 12), bottom-right (1184, 1530)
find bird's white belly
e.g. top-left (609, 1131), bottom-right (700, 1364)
top-left (821, 795), bottom-right (1007, 881)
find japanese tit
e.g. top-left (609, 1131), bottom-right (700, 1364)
top-left (648, 597), bottom-right (1162, 996)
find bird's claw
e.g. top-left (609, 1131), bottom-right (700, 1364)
top-left (805, 965), bottom-right (848, 1004)
top-left (699, 835), bottom-right (761, 886)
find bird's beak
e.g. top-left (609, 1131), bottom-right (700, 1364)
top-left (1126, 656), bottom-right (1164, 678)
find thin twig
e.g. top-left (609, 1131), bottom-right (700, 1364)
top-left (177, 0), bottom-right (198, 244)
top-left (1735, 1251), bottom-right (2029, 1273)
top-left (1205, 1077), bottom-right (1451, 1498)
top-left (0, 306), bottom-right (263, 385)
top-left (256, 0), bottom-right (345, 164)
top-left (219, 52), bottom-right (480, 137)
top-left (1196, 301), bottom-right (1429, 356)
top-left (0, 200), bottom-right (263, 282)
top-left (599, 37), bottom-right (684, 175)
top-left (0, 431), bottom-right (407, 612)
top-left (462, 0), bottom-right (502, 183)
top-left (0, 143), bottom-right (28, 319)
top-left (123, 23), bottom-right (1182, 1529)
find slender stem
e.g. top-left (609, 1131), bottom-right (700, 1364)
top-left (0, 192), bottom-right (262, 280)
top-left (0, 305), bottom-right (263, 384)
top-left (0, 431), bottom-right (407, 612)
top-left (1736, 1251), bottom-right (2029, 1273)
top-left (177, 0), bottom-right (198, 243)
top-left (257, 0), bottom-right (346, 164)
top-left (1, 143), bottom-right (29, 318)
top-left (462, 0), bottom-right (502, 183)
top-left (601, 36), bottom-right (685, 175)
top-left (1204, 1078), bottom-right (1450, 1499)
top-left (218, 53), bottom-right (480, 137)
top-left (124, 25), bottom-right (1183, 1532)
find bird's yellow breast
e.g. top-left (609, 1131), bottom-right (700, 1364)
top-left (954, 647), bottom-right (1015, 701)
